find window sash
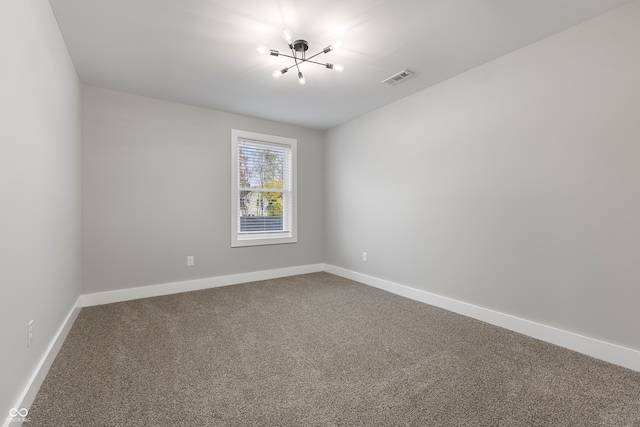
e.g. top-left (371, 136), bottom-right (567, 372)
top-left (231, 130), bottom-right (297, 247)
top-left (237, 138), bottom-right (292, 234)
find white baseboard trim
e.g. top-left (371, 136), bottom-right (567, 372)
top-left (5, 296), bottom-right (83, 427)
top-left (82, 263), bottom-right (325, 307)
top-left (324, 264), bottom-right (640, 373)
top-left (8, 261), bottom-right (636, 426)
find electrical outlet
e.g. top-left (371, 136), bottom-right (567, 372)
top-left (362, 252), bottom-right (368, 262)
top-left (186, 256), bottom-right (195, 267)
top-left (28, 320), bottom-right (34, 347)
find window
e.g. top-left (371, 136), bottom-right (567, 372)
top-left (231, 129), bottom-right (297, 247)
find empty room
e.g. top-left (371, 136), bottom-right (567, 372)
top-left (2, 0), bottom-right (640, 425)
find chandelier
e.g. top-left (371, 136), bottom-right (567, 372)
top-left (256, 30), bottom-right (344, 85)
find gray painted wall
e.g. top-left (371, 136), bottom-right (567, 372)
top-left (0, 0), bottom-right (81, 418)
top-left (325, 2), bottom-right (640, 352)
top-left (82, 86), bottom-right (325, 294)
top-left (3, 0), bottom-right (639, 417)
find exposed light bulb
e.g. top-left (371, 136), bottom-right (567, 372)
top-left (326, 63), bottom-right (345, 73)
top-left (256, 45), bottom-right (270, 55)
top-left (298, 71), bottom-right (306, 85)
top-left (282, 29), bottom-right (293, 46)
top-left (324, 40), bottom-right (344, 54)
top-left (273, 68), bottom-right (288, 79)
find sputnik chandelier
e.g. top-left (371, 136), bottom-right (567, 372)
top-left (256, 30), bottom-right (344, 85)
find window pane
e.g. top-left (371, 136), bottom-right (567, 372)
top-left (238, 189), bottom-right (285, 219)
top-left (238, 144), bottom-right (284, 191)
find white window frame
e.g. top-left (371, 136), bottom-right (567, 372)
top-left (231, 129), bottom-right (297, 247)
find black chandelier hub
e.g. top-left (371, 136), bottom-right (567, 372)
top-left (293, 40), bottom-right (309, 53)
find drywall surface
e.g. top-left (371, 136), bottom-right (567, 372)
top-left (0, 0), bottom-right (81, 420)
top-left (82, 86), bottom-right (325, 293)
top-left (325, 1), bottom-right (640, 352)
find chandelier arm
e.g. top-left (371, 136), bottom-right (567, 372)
top-left (277, 53), bottom-right (298, 60)
top-left (304, 59), bottom-right (332, 67)
top-left (269, 53), bottom-right (324, 64)
top-left (289, 46), bottom-right (303, 74)
top-left (277, 57), bottom-right (332, 68)
top-left (304, 50), bottom-right (327, 62)
top-left (282, 64), bottom-right (297, 73)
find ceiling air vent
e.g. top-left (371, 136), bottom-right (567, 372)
top-left (382, 69), bottom-right (415, 85)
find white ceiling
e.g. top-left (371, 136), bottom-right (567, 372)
top-left (48, 0), bottom-right (633, 130)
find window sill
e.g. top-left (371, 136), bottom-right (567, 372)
top-left (231, 233), bottom-right (297, 248)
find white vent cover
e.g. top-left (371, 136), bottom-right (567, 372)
top-left (382, 69), bottom-right (415, 85)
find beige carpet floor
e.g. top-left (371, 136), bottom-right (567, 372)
top-left (28, 272), bottom-right (640, 426)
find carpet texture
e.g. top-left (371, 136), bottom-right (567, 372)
top-left (28, 272), bottom-right (640, 426)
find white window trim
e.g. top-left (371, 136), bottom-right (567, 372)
top-left (231, 129), bottom-right (297, 247)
